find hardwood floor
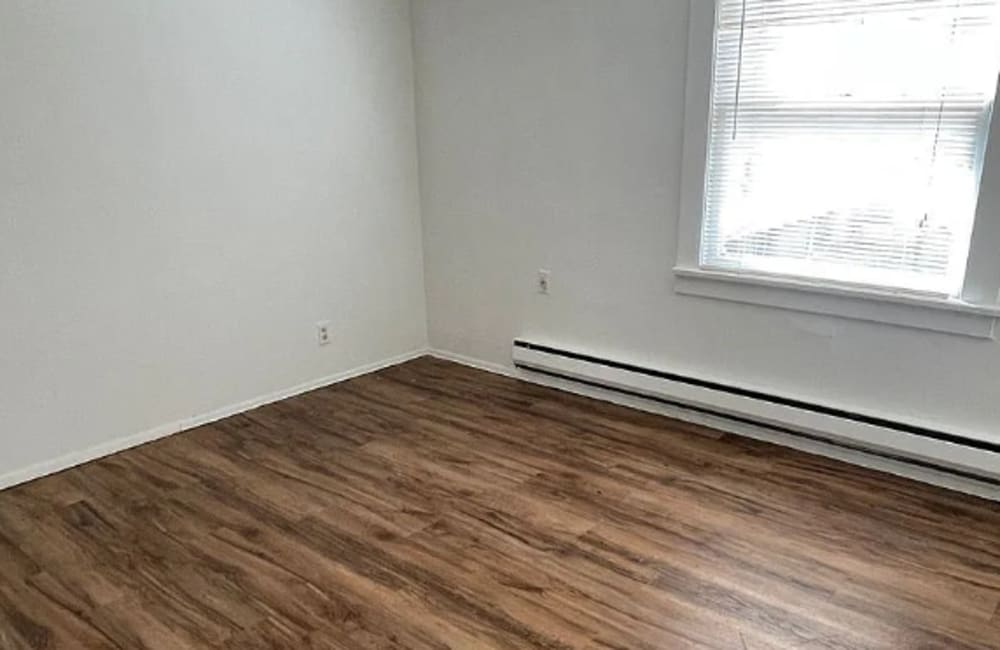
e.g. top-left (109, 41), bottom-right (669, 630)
top-left (0, 357), bottom-right (998, 649)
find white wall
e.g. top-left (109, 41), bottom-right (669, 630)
top-left (0, 0), bottom-right (427, 482)
top-left (412, 0), bottom-right (1000, 444)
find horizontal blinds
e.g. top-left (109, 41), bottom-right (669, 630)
top-left (702, 0), bottom-right (1000, 296)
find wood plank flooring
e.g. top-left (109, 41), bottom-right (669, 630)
top-left (1, 356), bottom-right (998, 649)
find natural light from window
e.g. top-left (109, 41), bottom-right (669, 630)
top-left (702, 0), bottom-right (1000, 297)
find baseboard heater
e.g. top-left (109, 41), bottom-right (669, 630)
top-left (512, 340), bottom-right (1000, 487)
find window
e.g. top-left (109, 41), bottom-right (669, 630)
top-left (700, 0), bottom-right (1000, 297)
top-left (675, 0), bottom-right (1000, 336)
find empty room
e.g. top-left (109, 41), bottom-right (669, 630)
top-left (2, 0), bottom-right (1000, 648)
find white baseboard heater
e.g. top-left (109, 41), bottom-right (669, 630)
top-left (512, 340), bottom-right (1000, 487)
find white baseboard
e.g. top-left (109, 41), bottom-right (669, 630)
top-left (0, 348), bottom-right (429, 492)
top-left (427, 348), bottom-right (517, 378)
top-left (9, 346), bottom-right (994, 502)
top-left (428, 348), bottom-right (1000, 502)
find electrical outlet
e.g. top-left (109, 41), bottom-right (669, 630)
top-left (316, 321), bottom-right (331, 346)
top-left (537, 269), bottom-right (551, 295)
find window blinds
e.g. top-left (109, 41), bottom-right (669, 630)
top-left (701, 0), bottom-right (1000, 296)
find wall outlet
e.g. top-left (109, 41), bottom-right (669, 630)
top-left (537, 269), bottom-right (551, 295)
top-left (316, 321), bottom-right (331, 346)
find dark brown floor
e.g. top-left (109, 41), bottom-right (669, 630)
top-left (0, 357), bottom-right (998, 649)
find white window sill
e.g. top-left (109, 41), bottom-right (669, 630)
top-left (673, 266), bottom-right (1000, 338)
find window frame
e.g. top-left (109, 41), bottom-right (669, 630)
top-left (674, 0), bottom-right (1000, 338)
